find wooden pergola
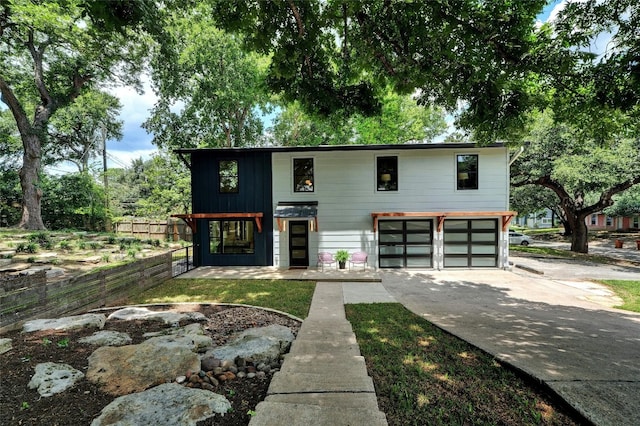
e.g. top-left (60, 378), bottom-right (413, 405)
top-left (172, 213), bottom-right (264, 233)
top-left (370, 211), bottom-right (517, 232)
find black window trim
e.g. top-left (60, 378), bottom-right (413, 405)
top-left (456, 153), bottom-right (479, 191)
top-left (376, 155), bottom-right (399, 192)
top-left (293, 157), bottom-right (315, 193)
top-left (218, 159), bottom-right (239, 194)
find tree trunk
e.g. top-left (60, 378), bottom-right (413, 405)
top-left (18, 133), bottom-right (45, 230)
top-left (569, 215), bottom-right (589, 253)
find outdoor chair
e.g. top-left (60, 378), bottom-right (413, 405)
top-left (348, 251), bottom-right (368, 271)
top-left (317, 252), bottom-right (336, 271)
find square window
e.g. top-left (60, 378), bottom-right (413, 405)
top-left (377, 156), bottom-right (398, 191)
top-left (209, 220), bottom-right (254, 254)
top-left (293, 158), bottom-right (314, 192)
top-left (457, 154), bottom-right (478, 190)
top-left (219, 160), bottom-right (238, 193)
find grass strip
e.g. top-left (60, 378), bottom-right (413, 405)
top-left (127, 278), bottom-right (316, 319)
top-left (597, 280), bottom-right (640, 313)
top-left (346, 303), bottom-right (580, 426)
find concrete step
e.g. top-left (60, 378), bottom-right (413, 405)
top-left (249, 400), bottom-right (388, 426)
top-left (287, 339), bottom-right (362, 357)
top-left (279, 354), bottom-right (369, 375)
top-left (261, 392), bottom-right (383, 410)
top-left (297, 319), bottom-right (354, 334)
top-left (267, 371), bottom-right (375, 394)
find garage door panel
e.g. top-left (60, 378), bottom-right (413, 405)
top-left (444, 219), bottom-right (498, 268)
top-left (378, 219), bottom-right (433, 268)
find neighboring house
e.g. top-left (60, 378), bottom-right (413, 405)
top-left (587, 213), bottom-right (640, 231)
top-left (174, 143), bottom-right (516, 270)
top-left (514, 209), bottom-right (554, 229)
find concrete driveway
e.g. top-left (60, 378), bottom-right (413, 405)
top-left (378, 268), bottom-right (640, 426)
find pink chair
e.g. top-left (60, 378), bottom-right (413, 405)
top-left (317, 252), bottom-right (336, 271)
top-left (349, 251), bottom-right (368, 271)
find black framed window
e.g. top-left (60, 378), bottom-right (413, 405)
top-left (457, 154), bottom-right (478, 190)
top-left (219, 160), bottom-right (238, 193)
top-left (293, 158), bottom-right (314, 192)
top-left (209, 220), bottom-right (255, 254)
top-left (377, 156), bottom-right (398, 191)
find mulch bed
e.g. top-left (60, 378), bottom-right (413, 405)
top-left (0, 304), bottom-right (301, 426)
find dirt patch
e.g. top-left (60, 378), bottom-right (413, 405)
top-left (0, 304), bottom-right (301, 426)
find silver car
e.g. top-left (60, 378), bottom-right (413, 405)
top-left (509, 231), bottom-right (532, 246)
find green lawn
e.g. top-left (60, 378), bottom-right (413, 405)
top-left (598, 280), bottom-right (640, 312)
top-left (346, 303), bottom-right (581, 426)
top-left (127, 278), bottom-right (316, 319)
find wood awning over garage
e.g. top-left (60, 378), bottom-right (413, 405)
top-left (172, 213), bottom-right (263, 233)
top-left (371, 211), bottom-right (517, 232)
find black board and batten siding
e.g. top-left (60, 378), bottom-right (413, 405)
top-left (190, 151), bottom-right (273, 266)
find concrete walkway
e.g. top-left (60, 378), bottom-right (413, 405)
top-left (249, 282), bottom-right (387, 426)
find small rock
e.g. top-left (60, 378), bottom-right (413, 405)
top-left (201, 356), bottom-right (221, 371)
top-left (257, 362), bottom-right (268, 372)
top-left (0, 338), bottom-right (12, 355)
top-left (247, 372), bottom-right (256, 379)
top-left (78, 330), bottom-right (132, 346)
top-left (220, 359), bottom-right (235, 370)
top-left (201, 382), bottom-right (215, 391)
top-left (189, 375), bottom-right (200, 384)
top-left (225, 372), bottom-right (236, 380)
top-left (176, 376), bottom-right (186, 384)
top-left (237, 371), bottom-right (246, 379)
top-left (23, 313), bottom-right (106, 333)
top-left (28, 362), bottom-right (84, 397)
top-left (227, 365), bottom-right (238, 374)
top-left (256, 371), bottom-right (266, 379)
top-left (218, 374), bottom-right (227, 382)
top-left (213, 367), bottom-right (224, 375)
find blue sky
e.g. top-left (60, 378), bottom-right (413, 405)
top-left (40, 1), bottom-right (561, 172)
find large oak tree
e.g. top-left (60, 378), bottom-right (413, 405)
top-left (0, 0), bottom-right (158, 229)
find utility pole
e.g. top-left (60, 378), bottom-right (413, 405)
top-left (102, 127), bottom-right (111, 232)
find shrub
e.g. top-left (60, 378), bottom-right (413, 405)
top-left (28, 232), bottom-right (52, 249)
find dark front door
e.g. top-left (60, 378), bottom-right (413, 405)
top-left (289, 220), bottom-right (309, 267)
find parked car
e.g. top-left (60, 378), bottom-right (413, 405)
top-left (509, 231), bottom-right (532, 246)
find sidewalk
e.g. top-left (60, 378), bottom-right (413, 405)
top-left (249, 282), bottom-right (387, 426)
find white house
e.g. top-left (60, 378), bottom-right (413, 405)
top-left (175, 143), bottom-right (515, 269)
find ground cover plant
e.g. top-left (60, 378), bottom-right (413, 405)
top-left (128, 278), bottom-right (316, 319)
top-left (598, 280), bottom-right (640, 313)
top-left (345, 303), bottom-right (583, 426)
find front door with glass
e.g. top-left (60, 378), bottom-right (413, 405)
top-left (289, 220), bottom-right (309, 267)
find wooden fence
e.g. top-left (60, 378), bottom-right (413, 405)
top-left (114, 218), bottom-right (192, 242)
top-left (0, 253), bottom-right (173, 333)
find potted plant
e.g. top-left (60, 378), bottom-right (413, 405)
top-left (335, 250), bottom-right (349, 269)
top-left (614, 239), bottom-right (624, 248)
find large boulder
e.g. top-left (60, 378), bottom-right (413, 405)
top-left (107, 307), bottom-right (206, 324)
top-left (86, 343), bottom-right (200, 396)
top-left (28, 362), bottom-right (84, 397)
top-left (23, 313), bottom-right (106, 333)
top-left (143, 323), bottom-right (213, 353)
top-left (211, 324), bottom-right (294, 364)
top-left (91, 383), bottom-right (231, 426)
top-left (78, 330), bottom-right (132, 346)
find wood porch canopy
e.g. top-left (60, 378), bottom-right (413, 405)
top-left (371, 211), bottom-right (517, 233)
top-left (172, 213), bottom-right (263, 233)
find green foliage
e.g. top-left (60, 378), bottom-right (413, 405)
top-left (335, 250), bottom-right (349, 262)
top-left (47, 90), bottom-right (124, 172)
top-left (599, 280), bottom-right (640, 313)
top-left (28, 232), bottom-right (53, 249)
top-left (15, 242), bottom-right (37, 254)
top-left (604, 186), bottom-right (640, 218)
top-left (56, 338), bottom-right (70, 348)
top-left (272, 92), bottom-right (447, 146)
top-left (144, 3), bottom-right (269, 149)
top-left (134, 152), bottom-right (191, 217)
top-left (40, 173), bottom-right (107, 230)
top-left (58, 240), bottom-right (74, 251)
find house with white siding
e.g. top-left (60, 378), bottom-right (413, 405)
top-left (174, 143), bottom-right (516, 269)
